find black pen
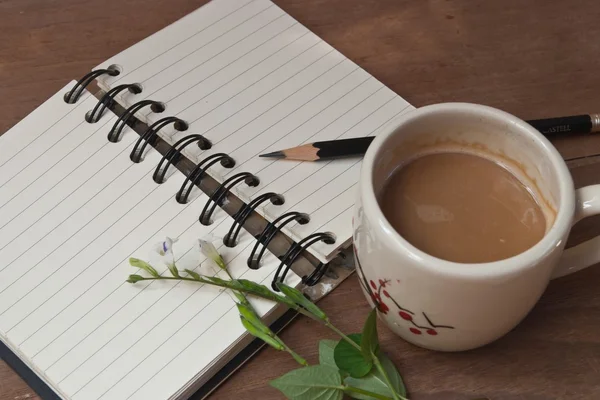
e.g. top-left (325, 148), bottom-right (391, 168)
top-left (260, 113), bottom-right (600, 161)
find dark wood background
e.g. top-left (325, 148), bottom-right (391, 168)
top-left (2, 0), bottom-right (600, 399)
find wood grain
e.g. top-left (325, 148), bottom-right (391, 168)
top-left (2, 0), bottom-right (600, 399)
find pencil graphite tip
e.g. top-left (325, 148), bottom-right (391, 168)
top-left (259, 150), bottom-right (285, 158)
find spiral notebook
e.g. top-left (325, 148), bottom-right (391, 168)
top-left (0, 0), bottom-right (414, 399)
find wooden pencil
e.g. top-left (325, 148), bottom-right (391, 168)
top-left (259, 113), bottom-right (600, 161)
top-left (260, 137), bottom-right (375, 161)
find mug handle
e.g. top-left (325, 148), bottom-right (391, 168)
top-left (552, 184), bottom-right (600, 279)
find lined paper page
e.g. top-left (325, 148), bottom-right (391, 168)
top-left (0, 82), bottom-right (92, 187)
top-left (0, 81), bottom-right (96, 399)
top-left (0, 82), bottom-right (91, 169)
top-left (95, 0), bottom-right (414, 263)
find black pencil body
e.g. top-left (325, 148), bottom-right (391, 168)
top-left (526, 115), bottom-right (592, 135)
top-left (314, 137), bottom-right (375, 159)
top-left (260, 114), bottom-right (598, 160)
top-left (314, 115), bottom-right (595, 159)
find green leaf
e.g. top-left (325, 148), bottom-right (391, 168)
top-left (184, 269), bottom-right (201, 280)
top-left (289, 349), bottom-right (309, 367)
top-left (379, 354), bottom-right (406, 397)
top-left (168, 263), bottom-right (180, 278)
top-left (240, 316), bottom-right (284, 351)
top-left (205, 275), bottom-right (230, 286)
top-left (236, 279), bottom-right (296, 308)
top-left (233, 290), bottom-right (250, 305)
top-left (344, 354), bottom-right (406, 399)
top-left (276, 282), bottom-right (327, 320)
top-left (334, 334), bottom-right (372, 378)
top-left (239, 301), bottom-right (308, 366)
top-left (126, 274), bottom-right (144, 283)
top-left (361, 308), bottom-right (380, 360)
top-left (129, 258), bottom-right (159, 277)
top-left (237, 278), bottom-right (276, 295)
top-left (237, 303), bottom-right (271, 335)
top-left (270, 365), bottom-right (343, 400)
top-left (201, 277), bottom-right (295, 308)
top-left (318, 339), bottom-right (338, 368)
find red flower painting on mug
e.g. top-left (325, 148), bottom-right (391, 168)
top-left (354, 245), bottom-right (454, 335)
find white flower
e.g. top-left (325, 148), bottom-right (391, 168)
top-left (198, 238), bottom-right (226, 270)
top-left (154, 237), bottom-right (177, 256)
top-left (153, 236), bottom-right (178, 267)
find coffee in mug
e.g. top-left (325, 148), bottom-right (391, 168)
top-left (380, 152), bottom-right (547, 263)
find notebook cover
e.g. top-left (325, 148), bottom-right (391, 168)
top-left (0, 340), bottom-right (62, 400)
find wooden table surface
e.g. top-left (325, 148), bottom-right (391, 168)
top-left (2, 0), bottom-right (600, 399)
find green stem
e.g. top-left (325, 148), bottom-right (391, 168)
top-left (221, 268), bottom-right (308, 366)
top-left (325, 321), bottom-right (362, 352)
top-left (328, 318), bottom-right (404, 400)
top-left (280, 341), bottom-right (308, 366)
top-left (223, 269), bottom-right (235, 280)
top-left (134, 276), bottom-right (324, 321)
top-left (224, 272), bottom-right (242, 296)
top-left (222, 269), bottom-right (250, 305)
top-left (342, 385), bottom-right (394, 400)
top-left (373, 355), bottom-right (405, 400)
top-left (329, 320), bottom-right (406, 400)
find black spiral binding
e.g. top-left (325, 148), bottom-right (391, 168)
top-left (271, 232), bottom-right (336, 290)
top-left (199, 172), bottom-right (260, 225)
top-left (248, 211), bottom-right (310, 270)
top-left (74, 68), bottom-right (334, 289)
top-left (153, 134), bottom-right (212, 184)
top-left (108, 100), bottom-right (165, 143)
top-left (86, 83), bottom-right (142, 123)
top-left (176, 153), bottom-right (235, 204)
top-left (64, 66), bottom-right (120, 104)
top-left (130, 117), bottom-right (188, 163)
top-left (223, 192), bottom-right (285, 247)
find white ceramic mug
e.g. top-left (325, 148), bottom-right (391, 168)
top-left (353, 103), bottom-right (600, 351)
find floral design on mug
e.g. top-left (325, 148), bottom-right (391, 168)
top-left (368, 278), bottom-right (390, 314)
top-left (370, 278), bottom-right (454, 335)
top-left (353, 244), bottom-right (455, 336)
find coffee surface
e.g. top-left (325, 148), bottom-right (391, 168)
top-left (380, 152), bottom-right (546, 263)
